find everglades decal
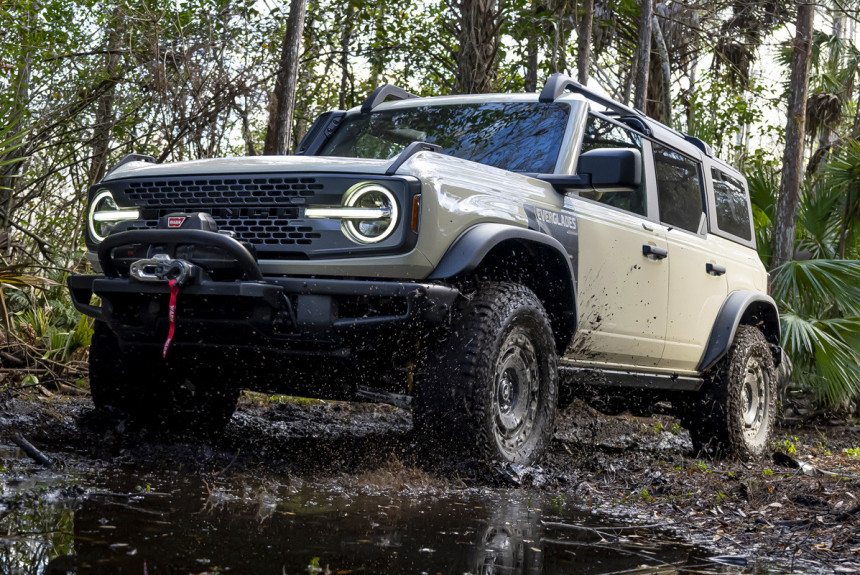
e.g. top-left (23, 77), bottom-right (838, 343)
top-left (534, 206), bottom-right (577, 231)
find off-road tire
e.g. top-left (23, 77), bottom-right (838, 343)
top-left (684, 325), bottom-right (776, 460)
top-left (89, 322), bottom-right (238, 437)
top-left (414, 282), bottom-right (558, 464)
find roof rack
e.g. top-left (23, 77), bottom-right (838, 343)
top-left (540, 73), bottom-right (645, 119)
top-left (540, 73), bottom-right (712, 157)
top-left (361, 84), bottom-right (419, 113)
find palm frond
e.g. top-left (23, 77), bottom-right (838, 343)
top-left (781, 311), bottom-right (860, 405)
top-left (771, 259), bottom-right (860, 316)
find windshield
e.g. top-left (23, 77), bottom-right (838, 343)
top-left (318, 102), bottom-right (569, 174)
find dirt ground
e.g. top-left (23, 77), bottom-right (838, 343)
top-left (2, 388), bottom-right (860, 573)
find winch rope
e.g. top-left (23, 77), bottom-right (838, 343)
top-left (162, 279), bottom-right (180, 358)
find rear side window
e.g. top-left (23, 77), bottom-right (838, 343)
top-left (653, 143), bottom-right (704, 232)
top-left (711, 168), bottom-right (752, 241)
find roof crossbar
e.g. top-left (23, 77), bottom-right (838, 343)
top-left (361, 84), bottom-right (419, 113)
top-left (539, 73), bottom-right (645, 119)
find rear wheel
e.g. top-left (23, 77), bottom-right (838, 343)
top-left (414, 282), bottom-right (558, 464)
top-left (684, 325), bottom-right (776, 460)
top-left (89, 322), bottom-right (238, 437)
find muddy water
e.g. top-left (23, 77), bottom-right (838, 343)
top-left (1, 444), bottom-right (775, 575)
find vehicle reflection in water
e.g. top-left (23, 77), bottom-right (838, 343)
top-left (0, 462), bottom-right (763, 574)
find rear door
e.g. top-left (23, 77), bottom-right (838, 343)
top-left (651, 143), bottom-right (728, 372)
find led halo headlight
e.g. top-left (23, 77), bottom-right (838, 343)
top-left (340, 182), bottom-right (399, 244)
top-left (87, 189), bottom-right (140, 243)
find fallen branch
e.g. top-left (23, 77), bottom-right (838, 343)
top-left (10, 432), bottom-right (53, 468)
top-left (834, 504), bottom-right (860, 522)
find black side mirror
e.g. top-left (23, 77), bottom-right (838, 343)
top-left (577, 148), bottom-right (641, 188)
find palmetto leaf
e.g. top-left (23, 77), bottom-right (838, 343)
top-left (771, 259), bottom-right (860, 316)
top-left (781, 311), bottom-right (860, 405)
top-left (0, 266), bottom-right (55, 289)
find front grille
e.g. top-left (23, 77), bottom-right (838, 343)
top-left (102, 172), bottom-right (415, 260)
top-left (125, 176), bottom-right (324, 206)
top-left (135, 211), bottom-right (322, 247)
top-left (121, 176), bottom-right (333, 253)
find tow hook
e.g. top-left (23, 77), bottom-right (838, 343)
top-left (130, 254), bottom-right (193, 287)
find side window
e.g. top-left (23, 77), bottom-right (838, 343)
top-left (712, 168), bottom-right (752, 241)
top-left (576, 115), bottom-right (647, 217)
top-left (653, 143), bottom-right (704, 232)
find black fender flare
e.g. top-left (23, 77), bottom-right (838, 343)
top-left (428, 223), bottom-right (578, 346)
top-left (697, 290), bottom-right (782, 372)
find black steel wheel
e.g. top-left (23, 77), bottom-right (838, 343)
top-left (685, 325), bottom-right (777, 460)
top-left (414, 282), bottom-right (558, 464)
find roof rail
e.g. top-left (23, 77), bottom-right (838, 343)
top-left (540, 73), bottom-right (712, 157)
top-left (684, 134), bottom-right (712, 156)
top-left (361, 84), bottom-right (419, 113)
top-left (539, 73), bottom-right (645, 119)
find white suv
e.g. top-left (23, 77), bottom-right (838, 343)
top-left (69, 73), bottom-right (785, 464)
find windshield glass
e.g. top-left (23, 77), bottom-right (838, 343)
top-left (318, 102), bottom-right (569, 174)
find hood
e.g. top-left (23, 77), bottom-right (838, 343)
top-left (103, 155), bottom-right (392, 182)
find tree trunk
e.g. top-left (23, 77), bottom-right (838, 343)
top-left (524, 0), bottom-right (538, 91)
top-left (454, 0), bottom-right (502, 94)
top-left (338, 9), bottom-right (355, 110)
top-left (632, 0), bottom-right (652, 112)
top-left (89, 5), bottom-right (125, 186)
top-left (651, 14), bottom-right (671, 127)
top-left (263, 0), bottom-right (308, 155)
top-left (772, 1), bottom-right (815, 269)
top-left (686, 57), bottom-right (697, 132)
top-left (577, 0), bottom-right (593, 84)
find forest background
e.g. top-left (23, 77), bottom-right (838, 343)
top-left (0, 0), bottom-right (858, 412)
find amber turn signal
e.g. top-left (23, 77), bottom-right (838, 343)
top-left (411, 195), bottom-right (421, 232)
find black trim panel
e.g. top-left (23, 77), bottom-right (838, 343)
top-left (697, 290), bottom-right (781, 372)
top-left (560, 365), bottom-right (703, 391)
top-left (428, 223), bottom-right (575, 282)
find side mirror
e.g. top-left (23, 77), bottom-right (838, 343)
top-left (577, 148), bottom-right (641, 188)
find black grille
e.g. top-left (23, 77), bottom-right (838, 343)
top-left (125, 176), bottom-right (324, 206)
top-left (122, 176), bottom-right (329, 251)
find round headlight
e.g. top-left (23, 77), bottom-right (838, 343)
top-left (87, 189), bottom-right (140, 243)
top-left (341, 183), bottom-right (398, 244)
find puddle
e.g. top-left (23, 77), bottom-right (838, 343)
top-left (1, 445), bottom-right (780, 574)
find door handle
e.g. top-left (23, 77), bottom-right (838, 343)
top-left (642, 245), bottom-right (668, 260)
top-left (706, 263), bottom-right (726, 276)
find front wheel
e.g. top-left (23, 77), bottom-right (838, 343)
top-left (684, 325), bottom-right (777, 460)
top-left (414, 282), bottom-right (558, 465)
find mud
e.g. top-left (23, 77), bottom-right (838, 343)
top-left (2, 391), bottom-right (859, 573)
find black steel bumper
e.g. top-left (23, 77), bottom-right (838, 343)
top-left (69, 274), bottom-right (459, 344)
top-left (68, 228), bottom-right (459, 348)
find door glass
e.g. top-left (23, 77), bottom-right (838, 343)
top-left (653, 143), bottom-right (704, 232)
top-left (577, 115), bottom-right (646, 217)
top-left (711, 168), bottom-right (752, 240)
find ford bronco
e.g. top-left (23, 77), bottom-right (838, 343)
top-left (69, 74), bottom-right (785, 464)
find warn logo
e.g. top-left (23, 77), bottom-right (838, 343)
top-left (167, 217), bottom-right (186, 228)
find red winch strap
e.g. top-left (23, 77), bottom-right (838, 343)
top-left (162, 279), bottom-right (180, 358)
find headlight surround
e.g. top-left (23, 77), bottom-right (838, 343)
top-left (305, 182), bottom-right (400, 245)
top-left (341, 183), bottom-right (398, 244)
top-left (87, 189), bottom-right (140, 243)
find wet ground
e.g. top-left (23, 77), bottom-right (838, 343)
top-left (1, 392), bottom-right (859, 574)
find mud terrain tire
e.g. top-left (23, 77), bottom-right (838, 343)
top-left (684, 325), bottom-right (776, 460)
top-left (89, 322), bottom-right (238, 437)
top-left (414, 282), bottom-right (558, 464)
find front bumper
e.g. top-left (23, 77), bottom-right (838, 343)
top-left (69, 274), bottom-right (459, 347)
top-left (68, 228), bottom-right (459, 349)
